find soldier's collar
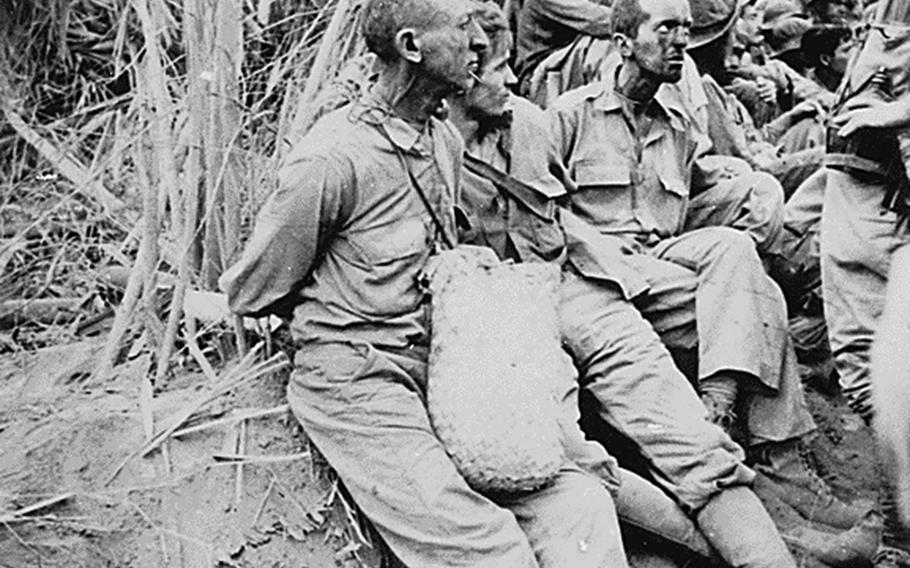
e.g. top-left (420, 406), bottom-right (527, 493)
top-left (355, 91), bottom-right (434, 154)
top-left (592, 63), bottom-right (688, 132)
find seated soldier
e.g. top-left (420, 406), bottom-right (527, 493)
top-left (509, 0), bottom-right (613, 104)
top-left (447, 5), bottom-right (800, 567)
top-left (761, 0), bottom-right (813, 74)
top-left (687, 0), bottom-right (829, 195)
top-left (802, 23), bottom-right (856, 92)
top-left (219, 0), bottom-right (629, 565)
top-left (806, 0), bottom-right (862, 25)
top-left (548, 0), bottom-right (870, 534)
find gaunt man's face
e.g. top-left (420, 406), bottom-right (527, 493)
top-left (465, 40), bottom-right (516, 119)
top-left (418, 0), bottom-right (489, 92)
top-left (629, 0), bottom-right (692, 83)
top-left (738, 4), bottom-right (765, 45)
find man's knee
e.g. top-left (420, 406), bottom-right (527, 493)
top-left (750, 172), bottom-right (785, 224)
top-left (687, 226), bottom-right (764, 267)
top-left (737, 171), bottom-right (785, 254)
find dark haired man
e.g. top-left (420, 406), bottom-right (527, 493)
top-left (549, 0), bottom-right (869, 537)
top-left (446, 4), bottom-right (800, 567)
top-left (802, 24), bottom-right (855, 91)
top-left (219, 0), bottom-right (626, 565)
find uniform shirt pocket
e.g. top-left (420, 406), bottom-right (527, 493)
top-left (343, 216), bottom-right (431, 266)
top-left (572, 160), bottom-right (632, 190)
top-left (656, 161), bottom-right (688, 197)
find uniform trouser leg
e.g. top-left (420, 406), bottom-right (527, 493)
top-left (684, 171), bottom-right (786, 257)
top-left (780, 169), bottom-right (827, 306)
top-left (557, 273), bottom-right (799, 567)
top-left (649, 227), bottom-right (816, 446)
top-left (557, 271), bottom-right (753, 512)
top-left (556, 346), bottom-right (717, 563)
top-left (821, 170), bottom-right (910, 553)
top-left (785, 168), bottom-right (826, 238)
top-left (820, 169), bottom-right (910, 417)
top-left (500, 465), bottom-right (629, 567)
top-left (287, 340), bottom-right (628, 568)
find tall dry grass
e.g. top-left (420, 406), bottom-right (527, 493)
top-left (0, 0), bottom-right (365, 378)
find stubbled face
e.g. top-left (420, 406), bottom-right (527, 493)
top-left (738, 4), bottom-right (764, 45)
top-left (628, 0), bottom-right (692, 83)
top-left (418, 0), bottom-right (489, 92)
top-left (828, 32), bottom-right (855, 76)
top-left (464, 41), bottom-right (516, 119)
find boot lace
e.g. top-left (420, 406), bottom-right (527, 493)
top-left (798, 443), bottom-right (838, 499)
top-left (873, 547), bottom-right (910, 568)
top-left (701, 392), bottom-right (737, 432)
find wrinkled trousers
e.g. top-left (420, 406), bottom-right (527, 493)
top-left (598, 227), bottom-right (816, 446)
top-left (821, 168), bottom-right (910, 418)
top-left (287, 339), bottom-right (627, 568)
top-left (684, 170), bottom-right (786, 257)
top-left (558, 268), bottom-right (754, 512)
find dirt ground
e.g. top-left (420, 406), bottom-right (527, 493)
top-left (0, 340), bottom-right (386, 568)
top-left (0, 333), bottom-right (882, 568)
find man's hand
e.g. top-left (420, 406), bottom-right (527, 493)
top-left (791, 99), bottom-right (826, 120)
top-left (756, 77), bottom-right (777, 104)
top-left (833, 97), bottom-right (910, 137)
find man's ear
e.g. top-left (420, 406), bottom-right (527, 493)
top-left (394, 28), bottom-right (423, 64)
top-left (613, 33), bottom-right (632, 57)
top-left (819, 53), bottom-right (831, 68)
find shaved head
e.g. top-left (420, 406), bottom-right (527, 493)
top-left (362, 0), bottom-right (438, 62)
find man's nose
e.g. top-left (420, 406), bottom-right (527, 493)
top-left (672, 27), bottom-right (690, 49)
top-left (468, 18), bottom-right (489, 51)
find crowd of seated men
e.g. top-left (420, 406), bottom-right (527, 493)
top-left (222, 0), bottom-right (910, 565)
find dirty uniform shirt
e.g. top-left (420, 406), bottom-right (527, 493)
top-left (219, 93), bottom-right (459, 349)
top-left (460, 95), bottom-right (650, 298)
top-left (548, 65), bottom-right (700, 244)
top-left (514, 0), bottom-right (612, 79)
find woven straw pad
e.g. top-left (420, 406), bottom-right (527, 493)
top-left (427, 246), bottom-right (567, 495)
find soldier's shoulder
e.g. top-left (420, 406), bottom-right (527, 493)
top-left (509, 95), bottom-right (547, 122)
top-left (549, 83), bottom-right (604, 115)
top-left (287, 107), bottom-right (374, 161)
top-left (508, 96), bottom-right (551, 137)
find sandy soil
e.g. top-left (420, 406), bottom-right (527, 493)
top-left (0, 341), bottom-right (383, 568)
top-left (0, 336), bottom-right (883, 568)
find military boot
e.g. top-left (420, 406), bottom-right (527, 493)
top-left (699, 374), bottom-right (738, 433)
top-left (749, 439), bottom-right (871, 529)
top-left (781, 511), bottom-right (883, 568)
top-left (873, 475), bottom-right (910, 568)
top-left (874, 548), bottom-right (910, 568)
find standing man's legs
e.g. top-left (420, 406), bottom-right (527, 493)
top-left (821, 169), bottom-right (910, 419)
top-left (821, 169), bottom-right (910, 564)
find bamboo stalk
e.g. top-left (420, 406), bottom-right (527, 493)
top-left (134, 0), bottom-right (188, 385)
top-left (93, 237), bottom-right (147, 382)
top-left (0, 106), bottom-right (127, 216)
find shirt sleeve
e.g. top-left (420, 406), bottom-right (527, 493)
top-left (547, 103), bottom-right (578, 189)
top-left (528, 0), bottom-right (613, 38)
top-left (219, 152), bottom-right (353, 318)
